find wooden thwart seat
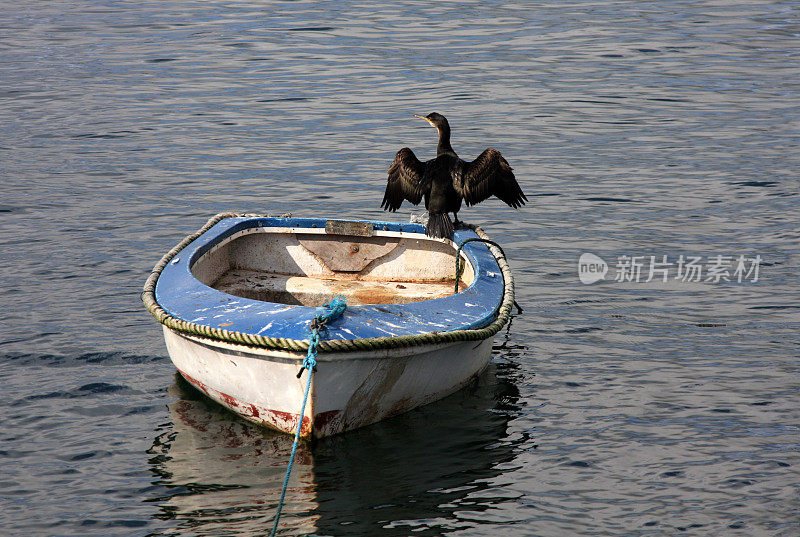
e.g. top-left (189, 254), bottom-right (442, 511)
top-left (213, 269), bottom-right (462, 307)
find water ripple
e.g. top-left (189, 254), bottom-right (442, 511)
top-left (1, 0), bottom-right (798, 535)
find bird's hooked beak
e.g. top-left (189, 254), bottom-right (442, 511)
top-left (414, 114), bottom-right (437, 128)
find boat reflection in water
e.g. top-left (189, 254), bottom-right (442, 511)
top-left (147, 346), bottom-right (526, 536)
top-left (147, 377), bottom-right (318, 535)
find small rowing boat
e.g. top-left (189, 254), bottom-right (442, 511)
top-left (142, 213), bottom-right (515, 438)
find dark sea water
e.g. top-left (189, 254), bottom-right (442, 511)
top-left (1, 1), bottom-right (798, 535)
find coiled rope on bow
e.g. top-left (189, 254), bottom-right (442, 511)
top-left (270, 296), bottom-right (347, 537)
top-left (297, 295), bottom-right (348, 379)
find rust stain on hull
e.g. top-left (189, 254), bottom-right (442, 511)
top-left (177, 369), bottom-right (313, 437)
top-left (312, 409), bottom-right (342, 436)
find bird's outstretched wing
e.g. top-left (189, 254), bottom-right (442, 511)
top-left (381, 147), bottom-right (429, 211)
top-left (457, 148), bottom-right (527, 208)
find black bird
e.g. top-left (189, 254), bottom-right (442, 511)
top-left (381, 112), bottom-right (527, 240)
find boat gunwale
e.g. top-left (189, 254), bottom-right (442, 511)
top-left (142, 213), bottom-right (515, 353)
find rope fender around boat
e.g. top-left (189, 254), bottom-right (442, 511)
top-left (141, 213), bottom-right (516, 353)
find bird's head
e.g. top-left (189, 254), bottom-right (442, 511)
top-left (414, 112), bottom-right (450, 132)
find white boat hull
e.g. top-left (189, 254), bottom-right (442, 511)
top-left (163, 326), bottom-right (494, 438)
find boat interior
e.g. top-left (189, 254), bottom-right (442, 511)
top-left (191, 228), bottom-right (475, 306)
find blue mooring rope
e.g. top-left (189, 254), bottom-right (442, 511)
top-left (270, 296), bottom-right (347, 537)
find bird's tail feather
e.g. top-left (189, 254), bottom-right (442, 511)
top-left (426, 213), bottom-right (454, 240)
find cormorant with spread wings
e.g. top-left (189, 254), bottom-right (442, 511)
top-left (381, 112), bottom-right (527, 240)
